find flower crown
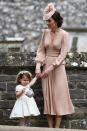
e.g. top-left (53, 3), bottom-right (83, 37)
top-left (43, 3), bottom-right (56, 20)
top-left (17, 71), bottom-right (32, 78)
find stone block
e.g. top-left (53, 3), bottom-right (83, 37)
top-left (0, 120), bottom-right (18, 126)
top-left (3, 68), bottom-right (20, 75)
top-left (34, 89), bottom-right (43, 98)
top-left (0, 76), bottom-right (16, 82)
top-left (84, 90), bottom-right (87, 98)
top-left (70, 90), bottom-right (85, 99)
top-left (0, 109), bottom-right (3, 119)
top-left (60, 120), bottom-right (69, 128)
top-left (69, 74), bottom-right (87, 82)
top-left (72, 99), bottom-right (87, 107)
top-left (68, 82), bottom-right (77, 89)
top-left (65, 108), bottom-right (87, 120)
top-left (3, 109), bottom-right (11, 120)
top-left (1, 93), bottom-right (16, 100)
top-left (9, 100), bottom-right (15, 109)
top-left (71, 120), bottom-right (87, 129)
top-left (0, 83), bottom-right (6, 91)
top-left (0, 125), bottom-right (86, 131)
top-left (35, 97), bottom-right (44, 107)
top-left (0, 101), bottom-right (9, 109)
top-left (29, 119), bottom-right (48, 127)
top-left (0, 91), bottom-right (2, 100)
top-left (7, 82), bottom-right (16, 91)
top-left (77, 82), bottom-right (87, 90)
top-left (33, 79), bottom-right (42, 90)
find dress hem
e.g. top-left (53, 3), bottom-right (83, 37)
top-left (44, 111), bottom-right (75, 116)
top-left (10, 114), bottom-right (40, 119)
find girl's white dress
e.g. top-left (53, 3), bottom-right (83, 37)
top-left (10, 85), bottom-right (40, 119)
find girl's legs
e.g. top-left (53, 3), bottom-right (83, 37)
top-left (25, 116), bottom-right (31, 126)
top-left (19, 118), bottom-right (25, 126)
top-left (55, 115), bottom-right (62, 128)
top-left (46, 115), bottom-right (53, 128)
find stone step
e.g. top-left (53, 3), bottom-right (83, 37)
top-left (0, 126), bottom-right (86, 131)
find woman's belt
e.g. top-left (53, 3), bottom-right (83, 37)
top-left (46, 51), bottom-right (60, 57)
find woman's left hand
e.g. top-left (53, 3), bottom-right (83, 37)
top-left (41, 71), bottom-right (48, 78)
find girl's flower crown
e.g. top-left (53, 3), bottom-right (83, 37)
top-left (17, 71), bottom-right (32, 77)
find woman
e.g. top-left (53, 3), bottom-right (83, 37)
top-left (35, 3), bottom-right (75, 128)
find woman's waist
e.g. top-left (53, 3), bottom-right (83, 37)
top-left (45, 50), bottom-right (60, 57)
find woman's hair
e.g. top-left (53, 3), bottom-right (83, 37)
top-left (16, 71), bottom-right (32, 85)
top-left (52, 11), bottom-right (63, 27)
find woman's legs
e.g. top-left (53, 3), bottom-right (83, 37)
top-left (46, 115), bottom-right (54, 128)
top-left (46, 114), bottom-right (62, 128)
top-left (55, 115), bottom-right (62, 128)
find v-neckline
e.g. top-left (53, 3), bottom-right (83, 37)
top-left (49, 29), bottom-right (60, 43)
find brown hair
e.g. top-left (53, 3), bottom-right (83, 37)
top-left (52, 11), bottom-right (63, 27)
top-left (16, 71), bottom-right (32, 85)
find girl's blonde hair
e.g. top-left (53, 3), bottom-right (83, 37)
top-left (16, 71), bottom-right (32, 85)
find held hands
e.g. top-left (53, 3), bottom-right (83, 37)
top-left (36, 73), bottom-right (42, 79)
top-left (36, 65), bottom-right (54, 79)
top-left (36, 71), bottom-right (48, 79)
top-left (40, 71), bottom-right (48, 78)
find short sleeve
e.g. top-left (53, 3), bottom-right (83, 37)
top-left (16, 85), bottom-right (23, 91)
top-left (26, 84), bottom-right (30, 89)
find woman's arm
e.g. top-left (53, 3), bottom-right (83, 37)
top-left (35, 30), bottom-right (46, 74)
top-left (52, 32), bottom-right (69, 67)
top-left (29, 77), bottom-right (37, 87)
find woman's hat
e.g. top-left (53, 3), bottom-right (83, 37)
top-left (43, 3), bottom-right (56, 20)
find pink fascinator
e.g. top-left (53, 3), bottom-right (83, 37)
top-left (43, 3), bottom-right (56, 20)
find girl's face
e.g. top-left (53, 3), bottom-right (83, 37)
top-left (20, 75), bottom-right (30, 86)
top-left (46, 17), bottom-right (57, 30)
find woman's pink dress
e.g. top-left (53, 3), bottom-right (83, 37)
top-left (35, 28), bottom-right (75, 115)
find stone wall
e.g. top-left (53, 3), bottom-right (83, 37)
top-left (0, 0), bottom-right (87, 129)
top-left (0, 52), bottom-right (87, 129)
top-left (0, 0), bottom-right (87, 52)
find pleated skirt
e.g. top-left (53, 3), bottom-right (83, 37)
top-left (42, 55), bottom-right (75, 115)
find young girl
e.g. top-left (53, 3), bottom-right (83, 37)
top-left (10, 70), bottom-right (40, 126)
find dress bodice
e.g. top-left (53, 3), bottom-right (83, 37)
top-left (44, 29), bottom-right (63, 51)
top-left (35, 28), bottom-right (69, 73)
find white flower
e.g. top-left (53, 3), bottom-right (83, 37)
top-left (83, 62), bottom-right (87, 67)
top-left (68, 52), bottom-right (73, 58)
top-left (71, 62), bottom-right (78, 66)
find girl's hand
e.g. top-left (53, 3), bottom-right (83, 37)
top-left (22, 88), bottom-right (26, 93)
top-left (36, 73), bottom-right (42, 79)
top-left (41, 71), bottom-right (48, 78)
top-left (16, 88), bottom-right (26, 98)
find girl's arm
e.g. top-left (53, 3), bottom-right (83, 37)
top-left (16, 88), bottom-right (26, 98)
top-left (29, 77), bottom-right (37, 87)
